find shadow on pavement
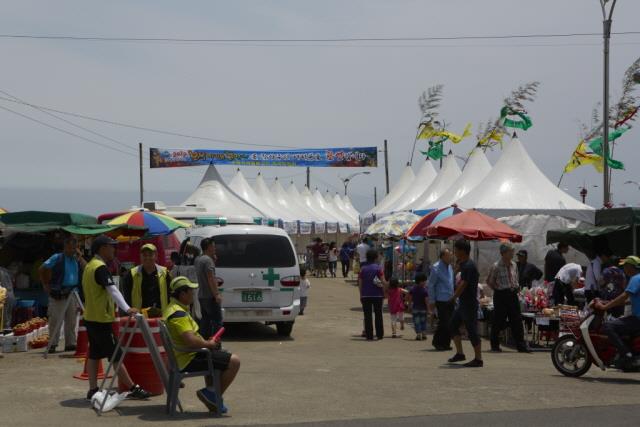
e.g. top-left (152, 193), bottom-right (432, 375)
top-left (118, 404), bottom-right (224, 422)
top-left (438, 363), bottom-right (468, 369)
top-left (572, 376), bottom-right (640, 385)
top-left (59, 398), bottom-right (91, 409)
top-left (222, 323), bottom-right (294, 342)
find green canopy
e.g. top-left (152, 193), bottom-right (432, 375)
top-left (546, 225), bottom-right (632, 257)
top-left (0, 210), bottom-right (138, 235)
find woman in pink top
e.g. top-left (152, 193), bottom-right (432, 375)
top-left (387, 278), bottom-right (408, 338)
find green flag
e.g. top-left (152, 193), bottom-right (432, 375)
top-left (420, 142), bottom-right (444, 160)
top-left (587, 127), bottom-right (628, 170)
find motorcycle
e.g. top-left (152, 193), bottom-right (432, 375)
top-left (551, 302), bottom-right (640, 377)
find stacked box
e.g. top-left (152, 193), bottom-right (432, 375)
top-left (2, 335), bottom-right (28, 352)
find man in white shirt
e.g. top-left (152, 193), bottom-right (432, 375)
top-left (584, 250), bottom-right (612, 303)
top-left (356, 239), bottom-right (370, 266)
top-left (553, 263), bottom-right (583, 306)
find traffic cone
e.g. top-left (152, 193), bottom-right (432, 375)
top-left (73, 358), bottom-right (111, 380)
top-left (73, 320), bottom-right (88, 358)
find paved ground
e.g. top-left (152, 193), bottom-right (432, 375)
top-left (1, 276), bottom-right (640, 426)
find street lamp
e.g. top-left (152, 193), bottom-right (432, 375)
top-left (578, 184), bottom-right (599, 204)
top-left (600, 0), bottom-right (618, 207)
top-left (340, 171), bottom-right (371, 196)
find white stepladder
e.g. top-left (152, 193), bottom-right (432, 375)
top-left (43, 289), bottom-right (84, 359)
top-left (95, 314), bottom-right (169, 415)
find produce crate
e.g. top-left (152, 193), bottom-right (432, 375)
top-left (2, 335), bottom-right (28, 353)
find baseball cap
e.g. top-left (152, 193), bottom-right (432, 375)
top-left (619, 256), bottom-right (640, 267)
top-left (91, 235), bottom-right (118, 255)
top-left (169, 276), bottom-right (199, 293)
top-left (516, 249), bottom-right (528, 257)
top-left (499, 243), bottom-right (514, 254)
top-left (140, 243), bottom-right (157, 253)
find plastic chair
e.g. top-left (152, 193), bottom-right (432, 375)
top-left (158, 320), bottom-right (223, 416)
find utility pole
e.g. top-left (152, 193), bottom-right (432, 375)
top-left (383, 139), bottom-right (390, 195)
top-left (306, 167), bottom-right (310, 188)
top-left (139, 142), bottom-right (144, 207)
top-left (601, 0), bottom-right (618, 207)
top-left (374, 187), bottom-right (377, 206)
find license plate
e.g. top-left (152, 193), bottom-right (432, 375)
top-left (242, 290), bottom-right (263, 303)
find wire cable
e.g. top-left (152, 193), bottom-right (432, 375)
top-left (0, 31), bottom-right (639, 43)
top-left (0, 95), bottom-right (299, 149)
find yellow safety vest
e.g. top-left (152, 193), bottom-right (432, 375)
top-left (130, 265), bottom-right (169, 311)
top-left (82, 257), bottom-right (115, 323)
top-left (163, 298), bottom-right (201, 370)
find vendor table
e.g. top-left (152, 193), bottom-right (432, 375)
top-left (522, 312), bottom-right (560, 349)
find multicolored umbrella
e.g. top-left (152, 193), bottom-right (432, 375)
top-left (406, 205), bottom-right (463, 238)
top-left (0, 208), bottom-right (8, 215)
top-left (107, 210), bottom-right (190, 236)
top-left (364, 212), bottom-right (421, 238)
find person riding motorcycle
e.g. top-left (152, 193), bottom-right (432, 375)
top-left (594, 256), bottom-right (640, 369)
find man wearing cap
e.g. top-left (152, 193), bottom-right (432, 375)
top-left (39, 235), bottom-right (86, 353)
top-left (121, 243), bottom-right (172, 312)
top-left (515, 250), bottom-right (543, 289)
top-left (164, 276), bottom-right (240, 414)
top-left (487, 243), bottom-right (529, 353)
top-left (596, 256), bottom-right (640, 369)
top-left (82, 235), bottom-right (151, 401)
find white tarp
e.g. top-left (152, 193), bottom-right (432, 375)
top-left (333, 193), bottom-right (358, 223)
top-left (322, 191), bottom-right (359, 229)
top-left (271, 179), bottom-right (314, 222)
top-left (422, 149), bottom-right (491, 210)
top-left (408, 155), bottom-right (462, 211)
top-left (286, 182), bottom-right (326, 223)
top-left (474, 214), bottom-right (590, 278)
top-left (457, 138), bottom-right (595, 223)
top-left (299, 187), bottom-right (342, 225)
top-left (365, 165), bottom-right (415, 217)
top-left (340, 195), bottom-right (360, 221)
top-left (392, 160), bottom-right (438, 212)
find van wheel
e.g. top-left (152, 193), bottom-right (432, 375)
top-left (276, 322), bottom-right (294, 337)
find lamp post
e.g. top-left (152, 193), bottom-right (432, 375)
top-left (578, 184), bottom-right (598, 204)
top-left (600, 0), bottom-right (618, 207)
top-left (340, 171), bottom-right (371, 196)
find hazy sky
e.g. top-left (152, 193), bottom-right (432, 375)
top-left (1, 0), bottom-right (639, 215)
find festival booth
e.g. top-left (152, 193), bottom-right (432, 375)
top-left (407, 154), bottom-right (462, 212)
top-left (454, 138), bottom-right (595, 276)
top-left (364, 165), bottom-right (415, 219)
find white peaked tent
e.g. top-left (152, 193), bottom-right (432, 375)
top-left (408, 155), bottom-right (462, 211)
top-left (457, 139), bottom-right (595, 222)
top-left (252, 174), bottom-right (297, 221)
top-left (319, 190), bottom-right (355, 226)
top-left (173, 164), bottom-right (264, 218)
top-left (341, 195), bottom-right (361, 221)
top-left (229, 170), bottom-right (283, 219)
top-left (422, 149), bottom-right (492, 209)
top-left (388, 160), bottom-right (438, 213)
top-left (271, 179), bottom-right (313, 222)
top-left (287, 183), bottom-right (328, 223)
top-left (333, 194), bottom-right (358, 223)
top-left (365, 165), bottom-right (415, 217)
top-left (300, 187), bottom-right (342, 224)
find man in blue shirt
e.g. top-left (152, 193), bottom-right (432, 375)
top-left (427, 249), bottom-right (454, 351)
top-left (39, 235), bottom-right (86, 353)
top-left (596, 256), bottom-right (640, 369)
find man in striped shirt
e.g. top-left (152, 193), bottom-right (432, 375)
top-left (487, 243), bottom-right (529, 353)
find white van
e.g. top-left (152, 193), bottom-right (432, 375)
top-left (187, 224), bottom-right (301, 336)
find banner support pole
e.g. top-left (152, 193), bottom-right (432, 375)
top-left (139, 142), bottom-right (144, 207)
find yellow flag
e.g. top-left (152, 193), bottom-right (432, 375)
top-left (563, 141), bottom-right (604, 173)
top-left (477, 128), bottom-right (504, 147)
top-left (417, 122), bottom-right (472, 143)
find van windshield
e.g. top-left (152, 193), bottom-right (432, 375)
top-left (212, 234), bottom-right (296, 268)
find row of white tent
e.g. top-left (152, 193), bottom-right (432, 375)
top-left (161, 164), bottom-right (361, 232)
top-left (366, 138), bottom-right (594, 224)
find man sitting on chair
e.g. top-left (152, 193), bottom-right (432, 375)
top-left (164, 276), bottom-right (240, 414)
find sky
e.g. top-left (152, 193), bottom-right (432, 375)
top-left (1, 0), bottom-right (639, 216)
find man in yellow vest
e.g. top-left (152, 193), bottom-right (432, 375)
top-left (82, 235), bottom-right (152, 401)
top-left (164, 276), bottom-right (240, 414)
top-left (122, 243), bottom-right (171, 313)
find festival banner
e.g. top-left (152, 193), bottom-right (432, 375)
top-left (314, 222), bottom-right (326, 234)
top-left (150, 147), bottom-right (377, 168)
top-left (326, 222), bottom-right (338, 234)
top-left (299, 222), bottom-right (312, 235)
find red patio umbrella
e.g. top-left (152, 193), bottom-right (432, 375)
top-left (406, 205), bottom-right (463, 238)
top-left (425, 209), bottom-right (522, 242)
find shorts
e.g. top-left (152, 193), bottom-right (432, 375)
top-left (182, 349), bottom-right (232, 373)
top-left (390, 312), bottom-right (404, 322)
top-left (450, 305), bottom-right (480, 347)
top-left (85, 320), bottom-right (122, 361)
